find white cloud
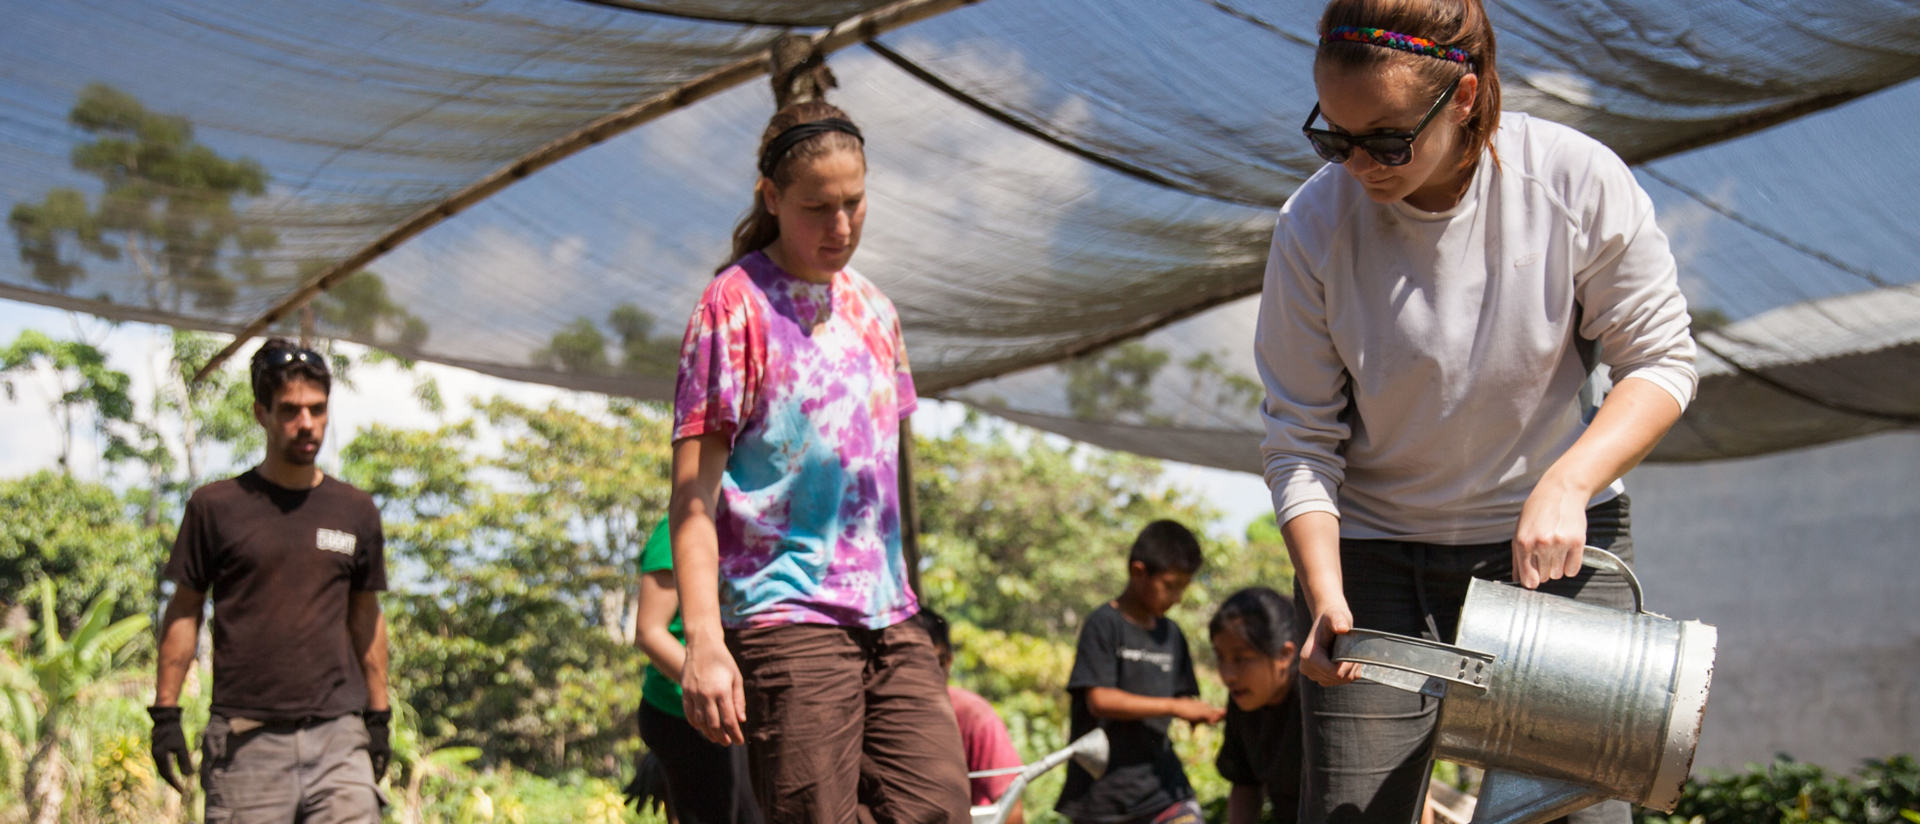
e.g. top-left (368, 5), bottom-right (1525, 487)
top-left (376, 223), bottom-right (600, 360)
top-left (1642, 170), bottom-right (1734, 310)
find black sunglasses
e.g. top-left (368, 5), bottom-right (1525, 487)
top-left (255, 347), bottom-right (330, 376)
top-left (1302, 76), bottom-right (1461, 167)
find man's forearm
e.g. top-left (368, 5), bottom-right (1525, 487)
top-left (154, 623), bottom-right (198, 707)
top-left (349, 594), bottom-right (389, 711)
top-left (153, 592), bottom-right (204, 707)
top-left (360, 617), bottom-right (389, 711)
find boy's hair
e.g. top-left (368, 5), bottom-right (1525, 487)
top-left (916, 608), bottom-right (951, 654)
top-left (250, 337), bottom-right (331, 408)
top-left (1209, 587), bottom-right (1297, 659)
top-left (1128, 519), bottom-right (1204, 574)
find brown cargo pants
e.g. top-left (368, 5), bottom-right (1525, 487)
top-left (728, 618), bottom-right (971, 824)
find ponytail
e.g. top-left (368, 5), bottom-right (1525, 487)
top-left (721, 100), bottom-right (867, 273)
top-left (726, 196), bottom-right (782, 275)
top-left (1315, 0), bottom-right (1501, 170)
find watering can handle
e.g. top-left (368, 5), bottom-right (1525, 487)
top-left (1332, 630), bottom-right (1497, 695)
top-left (1580, 545), bottom-right (1644, 614)
top-left (1335, 547), bottom-right (1646, 696)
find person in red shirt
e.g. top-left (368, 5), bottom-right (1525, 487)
top-left (918, 610), bottom-right (1025, 824)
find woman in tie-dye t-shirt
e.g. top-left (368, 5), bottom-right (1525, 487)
top-left (666, 100), bottom-right (970, 824)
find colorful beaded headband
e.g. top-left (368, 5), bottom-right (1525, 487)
top-left (1321, 26), bottom-right (1471, 64)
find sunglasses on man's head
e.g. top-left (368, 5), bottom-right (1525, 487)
top-left (255, 347), bottom-right (330, 376)
top-left (1302, 76), bottom-right (1462, 167)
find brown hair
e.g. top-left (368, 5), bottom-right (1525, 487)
top-left (1315, 0), bottom-right (1501, 170)
top-left (722, 100), bottom-right (866, 272)
top-left (250, 337), bottom-right (331, 408)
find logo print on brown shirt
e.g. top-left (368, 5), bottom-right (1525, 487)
top-left (316, 528), bottom-right (357, 555)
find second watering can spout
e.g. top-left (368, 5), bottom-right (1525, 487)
top-left (1333, 547), bottom-right (1717, 824)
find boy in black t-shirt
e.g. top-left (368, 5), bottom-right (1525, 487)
top-left (1056, 520), bottom-right (1225, 824)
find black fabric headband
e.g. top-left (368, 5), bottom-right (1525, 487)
top-left (757, 118), bottom-right (864, 179)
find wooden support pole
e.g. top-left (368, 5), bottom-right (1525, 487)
top-left (770, 33), bottom-right (837, 108)
top-left (298, 303), bottom-right (315, 349)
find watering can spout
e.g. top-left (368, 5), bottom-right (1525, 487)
top-left (1467, 770), bottom-right (1610, 824)
top-left (1069, 728), bottom-right (1110, 779)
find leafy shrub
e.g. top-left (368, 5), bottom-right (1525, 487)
top-left (1643, 755), bottom-right (1920, 824)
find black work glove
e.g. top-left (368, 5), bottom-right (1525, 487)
top-left (362, 709), bottom-right (392, 782)
top-left (624, 750), bottom-right (666, 813)
top-left (148, 706), bottom-right (194, 794)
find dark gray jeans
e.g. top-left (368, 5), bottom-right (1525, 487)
top-left (1296, 496), bottom-right (1636, 824)
top-left (201, 712), bottom-right (385, 823)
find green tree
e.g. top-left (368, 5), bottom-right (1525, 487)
top-left (343, 397), bottom-right (672, 776)
top-left (0, 473), bottom-right (157, 629)
top-left (914, 415), bottom-right (1221, 640)
top-left (1222, 512), bottom-right (1295, 598)
top-left (535, 303), bottom-right (681, 378)
top-left (608, 304), bottom-right (680, 377)
top-left (6, 83), bottom-right (274, 311)
top-left (1065, 341), bottom-right (1172, 425)
top-left (0, 330), bottom-right (137, 471)
top-left (1180, 350), bottom-right (1264, 419)
top-left (537, 319), bottom-right (613, 375)
top-left (147, 330), bottom-right (259, 493)
top-left (6, 189), bottom-right (110, 292)
top-left (312, 268), bottom-right (431, 350)
top-left (1691, 307), bottom-right (1732, 335)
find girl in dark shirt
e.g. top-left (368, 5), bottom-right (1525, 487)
top-left (1210, 588), bottom-right (1302, 824)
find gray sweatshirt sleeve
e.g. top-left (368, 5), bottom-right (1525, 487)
top-left (1255, 205), bottom-right (1349, 526)
top-left (1572, 156), bottom-right (1699, 410)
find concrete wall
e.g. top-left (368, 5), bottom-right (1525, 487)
top-left (1626, 431), bottom-right (1920, 771)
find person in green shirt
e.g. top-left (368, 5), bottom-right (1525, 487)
top-left (633, 520), bottom-right (762, 824)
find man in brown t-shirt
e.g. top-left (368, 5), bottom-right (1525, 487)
top-left (149, 339), bottom-right (390, 822)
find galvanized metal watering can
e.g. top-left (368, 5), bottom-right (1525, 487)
top-left (1332, 547), bottom-right (1717, 824)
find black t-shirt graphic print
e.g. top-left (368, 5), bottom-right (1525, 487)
top-left (1055, 604), bottom-right (1201, 823)
top-left (165, 470), bottom-right (386, 720)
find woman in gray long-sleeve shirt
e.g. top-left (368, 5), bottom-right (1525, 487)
top-left (1257, 1), bottom-right (1696, 823)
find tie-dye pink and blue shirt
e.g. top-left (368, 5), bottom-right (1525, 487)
top-left (673, 251), bottom-right (919, 630)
